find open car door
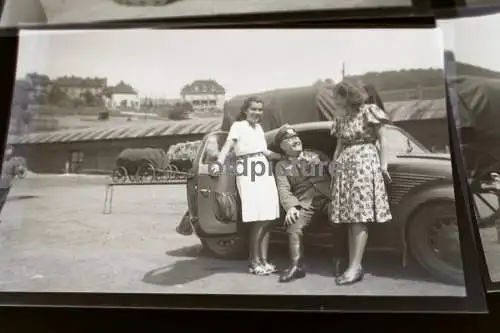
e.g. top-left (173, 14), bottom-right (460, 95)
top-left (195, 131), bottom-right (239, 236)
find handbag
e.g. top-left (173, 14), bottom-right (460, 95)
top-left (213, 190), bottom-right (240, 223)
top-left (212, 167), bottom-right (240, 223)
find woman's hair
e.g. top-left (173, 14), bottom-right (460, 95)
top-left (332, 80), bottom-right (368, 109)
top-left (363, 83), bottom-right (386, 111)
top-left (235, 96), bottom-right (264, 121)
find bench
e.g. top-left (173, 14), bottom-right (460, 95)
top-left (102, 174), bottom-right (189, 214)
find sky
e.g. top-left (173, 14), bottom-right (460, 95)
top-left (438, 12), bottom-right (500, 72)
top-left (16, 28), bottom-right (444, 99)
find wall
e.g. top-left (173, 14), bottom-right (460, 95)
top-left (110, 93), bottom-right (140, 109)
top-left (182, 93), bottom-right (225, 111)
top-left (12, 134), bottom-right (205, 174)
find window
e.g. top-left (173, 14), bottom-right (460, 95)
top-left (70, 150), bottom-right (84, 173)
top-left (382, 126), bottom-right (427, 160)
top-left (201, 134), bottom-right (235, 165)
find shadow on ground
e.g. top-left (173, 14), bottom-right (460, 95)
top-left (143, 243), bottom-right (444, 287)
top-left (7, 195), bottom-right (38, 202)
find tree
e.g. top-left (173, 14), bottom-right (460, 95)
top-left (47, 84), bottom-right (68, 106)
top-left (81, 90), bottom-right (96, 106)
top-left (167, 102), bottom-right (192, 120)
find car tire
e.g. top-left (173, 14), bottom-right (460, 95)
top-left (407, 200), bottom-right (465, 286)
top-left (200, 235), bottom-right (247, 260)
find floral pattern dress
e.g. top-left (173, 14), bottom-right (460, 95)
top-left (330, 104), bottom-right (392, 224)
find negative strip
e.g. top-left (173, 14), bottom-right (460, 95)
top-left (439, 11), bottom-right (500, 288)
top-left (0, 0), bottom-right (416, 27)
top-left (0, 27), bottom-right (485, 310)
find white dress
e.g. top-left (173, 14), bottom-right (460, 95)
top-left (227, 121), bottom-right (280, 223)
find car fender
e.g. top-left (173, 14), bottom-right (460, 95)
top-left (395, 182), bottom-right (456, 267)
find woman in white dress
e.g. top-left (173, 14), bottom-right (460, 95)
top-left (216, 97), bottom-right (282, 276)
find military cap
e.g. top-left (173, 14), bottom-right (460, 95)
top-left (274, 124), bottom-right (298, 146)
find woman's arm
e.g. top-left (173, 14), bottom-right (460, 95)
top-left (217, 139), bottom-right (235, 165)
top-left (376, 125), bottom-right (388, 170)
top-left (333, 137), bottom-right (343, 161)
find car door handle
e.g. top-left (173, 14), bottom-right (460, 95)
top-left (200, 189), bottom-right (210, 197)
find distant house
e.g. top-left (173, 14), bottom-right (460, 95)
top-left (53, 76), bottom-right (107, 100)
top-left (107, 81), bottom-right (140, 110)
top-left (181, 79), bottom-right (225, 112)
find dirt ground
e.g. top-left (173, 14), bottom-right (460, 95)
top-left (40, 0), bottom-right (411, 23)
top-left (0, 173), bottom-right (470, 296)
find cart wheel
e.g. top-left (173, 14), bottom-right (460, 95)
top-left (472, 192), bottom-right (500, 228)
top-left (136, 163), bottom-right (155, 183)
top-left (112, 167), bottom-right (128, 183)
top-left (170, 164), bottom-right (180, 179)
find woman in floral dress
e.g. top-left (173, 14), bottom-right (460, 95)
top-left (329, 81), bottom-right (393, 286)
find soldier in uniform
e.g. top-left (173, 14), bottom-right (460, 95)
top-left (274, 124), bottom-right (348, 283)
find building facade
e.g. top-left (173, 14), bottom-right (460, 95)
top-left (53, 76), bottom-right (107, 100)
top-left (107, 81), bottom-right (140, 110)
top-left (181, 80), bottom-right (225, 112)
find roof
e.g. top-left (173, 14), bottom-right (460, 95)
top-left (10, 118), bottom-right (222, 145)
top-left (26, 73), bottom-right (51, 86)
top-left (181, 80), bottom-right (225, 95)
top-left (108, 81), bottom-right (137, 95)
top-left (53, 76), bottom-right (107, 88)
top-left (222, 83), bottom-right (446, 132)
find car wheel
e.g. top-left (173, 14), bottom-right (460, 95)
top-left (200, 236), bottom-right (247, 260)
top-left (407, 200), bottom-right (465, 286)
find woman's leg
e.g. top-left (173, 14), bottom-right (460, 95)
top-left (248, 221), bottom-right (271, 275)
top-left (259, 220), bottom-right (277, 272)
top-left (346, 223), bottom-right (368, 275)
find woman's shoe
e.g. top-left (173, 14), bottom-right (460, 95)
top-left (262, 261), bottom-right (278, 274)
top-left (249, 263), bottom-right (272, 276)
top-left (335, 267), bottom-right (364, 286)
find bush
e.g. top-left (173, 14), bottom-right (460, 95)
top-left (166, 102), bottom-right (194, 120)
top-left (166, 140), bottom-right (202, 171)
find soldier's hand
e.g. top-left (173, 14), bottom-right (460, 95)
top-left (285, 207), bottom-right (300, 226)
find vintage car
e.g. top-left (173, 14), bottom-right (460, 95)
top-left (184, 121), bottom-right (464, 286)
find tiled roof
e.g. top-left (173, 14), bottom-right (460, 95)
top-left (181, 80), bottom-right (225, 95)
top-left (53, 76), bottom-right (107, 88)
top-left (108, 81), bottom-right (137, 95)
top-left (9, 118), bottom-right (222, 145)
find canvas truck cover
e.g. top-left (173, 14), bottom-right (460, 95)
top-left (116, 148), bottom-right (167, 168)
top-left (449, 76), bottom-right (500, 141)
top-left (221, 83), bottom-right (338, 132)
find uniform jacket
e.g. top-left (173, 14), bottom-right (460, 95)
top-left (274, 150), bottom-right (331, 212)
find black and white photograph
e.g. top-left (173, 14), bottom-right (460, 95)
top-left (0, 28), bottom-right (468, 298)
top-left (439, 12), bottom-right (500, 284)
top-left (0, 0), bottom-right (413, 27)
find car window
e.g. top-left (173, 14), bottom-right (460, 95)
top-left (201, 133), bottom-right (236, 165)
top-left (382, 126), bottom-right (427, 159)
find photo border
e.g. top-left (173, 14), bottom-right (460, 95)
top-left (0, 18), bottom-right (488, 313)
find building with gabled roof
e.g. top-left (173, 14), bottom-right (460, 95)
top-left (53, 75), bottom-right (107, 100)
top-left (181, 79), bottom-right (225, 112)
top-left (106, 81), bottom-right (140, 110)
